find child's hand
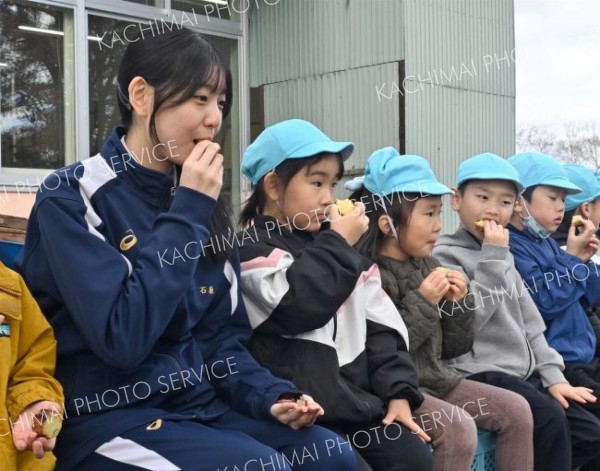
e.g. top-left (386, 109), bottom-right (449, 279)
top-left (382, 399), bottom-right (431, 443)
top-left (482, 220), bottom-right (509, 246)
top-left (419, 270), bottom-right (450, 305)
top-left (444, 270), bottom-right (469, 302)
top-left (13, 401), bottom-right (62, 459)
top-left (548, 383), bottom-right (596, 409)
top-left (179, 140), bottom-right (223, 200)
top-left (584, 235), bottom-right (600, 261)
top-left (566, 219), bottom-right (597, 261)
top-left (270, 394), bottom-right (324, 430)
top-left (328, 202), bottom-right (369, 246)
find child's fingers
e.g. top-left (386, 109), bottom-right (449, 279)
top-left (352, 202), bottom-right (366, 217)
top-left (407, 420), bottom-right (431, 443)
top-left (553, 392), bottom-right (570, 409)
top-left (32, 439), bottom-right (47, 459)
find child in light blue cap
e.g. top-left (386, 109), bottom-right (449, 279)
top-left (349, 148), bottom-right (535, 471)
top-left (507, 152), bottom-right (600, 470)
top-left (434, 152), bottom-right (600, 471)
top-left (238, 121), bottom-right (433, 471)
top-left (553, 164), bottom-right (600, 265)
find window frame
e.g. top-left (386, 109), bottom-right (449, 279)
top-left (1, 0), bottom-right (248, 213)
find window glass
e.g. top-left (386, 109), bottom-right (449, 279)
top-left (0, 1), bottom-right (74, 171)
top-left (171, 0), bottom-right (236, 21)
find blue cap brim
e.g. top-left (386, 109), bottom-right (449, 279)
top-left (538, 178), bottom-right (582, 195)
top-left (389, 180), bottom-right (453, 196)
top-left (458, 173), bottom-right (524, 194)
top-left (289, 141), bottom-right (354, 161)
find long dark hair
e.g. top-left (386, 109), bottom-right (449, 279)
top-left (349, 188), bottom-right (419, 262)
top-left (117, 27), bottom-right (234, 262)
top-left (240, 153), bottom-right (344, 227)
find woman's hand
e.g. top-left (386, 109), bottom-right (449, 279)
top-left (13, 401), bottom-right (62, 459)
top-left (179, 140), bottom-right (223, 200)
top-left (270, 395), bottom-right (324, 430)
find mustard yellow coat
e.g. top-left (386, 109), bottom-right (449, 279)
top-left (0, 262), bottom-right (63, 470)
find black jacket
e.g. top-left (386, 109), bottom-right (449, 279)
top-left (239, 216), bottom-right (423, 426)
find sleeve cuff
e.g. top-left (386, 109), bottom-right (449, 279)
top-left (480, 244), bottom-right (509, 261)
top-left (256, 383), bottom-right (304, 421)
top-left (538, 367), bottom-right (568, 389)
top-left (170, 187), bottom-right (218, 226)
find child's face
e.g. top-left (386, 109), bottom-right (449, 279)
top-left (153, 85), bottom-right (226, 165)
top-left (451, 180), bottom-right (518, 240)
top-left (278, 154), bottom-right (340, 232)
top-left (520, 185), bottom-right (567, 234)
top-left (393, 196), bottom-right (443, 259)
top-left (583, 198), bottom-right (600, 230)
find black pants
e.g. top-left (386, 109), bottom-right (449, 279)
top-left (469, 371), bottom-right (600, 471)
top-left (331, 421), bottom-right (434, 471)
top-left (564, 358), bottom-right (600, 414)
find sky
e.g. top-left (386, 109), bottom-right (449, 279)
top-left (514, 0), bottom-right (600, 134)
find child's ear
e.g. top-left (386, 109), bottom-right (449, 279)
top-left (513, 196), bottom-right (524, 214)
top-left (580, 202), bottom-right (591, 218)
top-left (263, 171), bottom-right (282, 202)
top-left (450, 190), bottom-right (461, 211)
top-left (128, 76), bottom-right (154, 118)
top-left (377, 214), bottom-right (393, 236)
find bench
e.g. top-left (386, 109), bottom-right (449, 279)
top-left (0, 239), bottom-right (498, 470)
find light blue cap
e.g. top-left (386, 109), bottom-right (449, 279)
top-left (241, 119), bottom-right (354, 184)
top-left (363, 147), bottom-right (453, 197)
top-left (507, 152), bottom-right (581, 195)
top-left (456, 153), bottom-right (524, 194)
top-left (564, 164), bottom-right (600, 211)
top-left (595, 169), bottom-right (600, 186)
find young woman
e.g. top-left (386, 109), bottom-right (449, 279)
top-left (17, 27), bottom-right (358, 471)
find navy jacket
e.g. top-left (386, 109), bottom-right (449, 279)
top-left (17, 128), bottom-right (298, 470)
top-left (508, 224), bottom-right (600, 364)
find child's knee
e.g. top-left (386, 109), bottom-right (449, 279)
top-left (498, 393), bottom-right (534, 433)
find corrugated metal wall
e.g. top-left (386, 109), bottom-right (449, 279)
top-left (249, 0), bottom-right (404, 84)
top-left (249, 0), bottom-right (405, 181)
top-left (262, 63), bottom-right (401, 177)
top-left (249, 0), bottom-right (516, 229)
top-left (402, 0), bottom-right (515, 231)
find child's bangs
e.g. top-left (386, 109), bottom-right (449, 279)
top-left (303, 153), bottom-right (345, 180)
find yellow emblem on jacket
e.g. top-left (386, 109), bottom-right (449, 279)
top-left (120, 229), bottom-right (138, 251)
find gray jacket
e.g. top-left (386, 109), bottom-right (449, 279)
top-left (379, 256), bottom-right (475, 398)
top-left (433, 227), bottom-right (566, 387)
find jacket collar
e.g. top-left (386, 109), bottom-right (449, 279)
top-left (100, 127), bottom-right (175, 208)
top-left (253, 214), bottom-right (319, 240)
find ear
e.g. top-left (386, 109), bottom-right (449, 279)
top-left (513, 196), bottom-right (524, 214)
top-left (580, 202), bottom-right (591, 218)
top-left (262, 171), bottom-right (282, 203)
top-left (377, 214), bottom-right (393, 236)
top-left (128, 76), bottom-right (154, 118)
top-left (450, 190), bottom-right (461, 212)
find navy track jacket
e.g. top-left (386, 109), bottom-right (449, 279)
top-left (17, 128), bottom-right (298, 469)
top-left (508, 224), bottom-right (600, 364)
